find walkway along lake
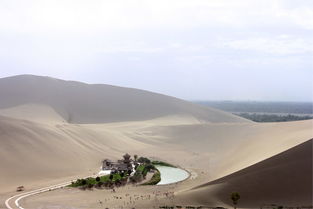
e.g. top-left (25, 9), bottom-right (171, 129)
top-left (155, 165), bottom-right (190, 185)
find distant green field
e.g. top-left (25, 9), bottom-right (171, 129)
top-left (196, 101), bottom-right (313, 122)
top-left (235, 113), bottom-right (313, 122)
top-left (196, 101), bottom-right (313, 115)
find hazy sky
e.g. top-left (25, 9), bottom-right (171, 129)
top-left (0, 0), bottom-right (312, 101)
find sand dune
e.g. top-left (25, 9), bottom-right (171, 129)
top-left (0, 75), bottom-right (248, 123)
top-left (178, 139), bottom-right (312, 208)
top-left (0, 114), bottom-right (311, 194)
top-left (16, 122), bottom-right (312, 209)
top-left (0, 115), bottom-right (150, 194)
top-left (0, 75), bottom-right (312, 208)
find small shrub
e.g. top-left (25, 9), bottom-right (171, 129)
top-left (96, 181), bottom-right (103, 188)
top-left (138, 157), bottom-right (151, 164)
top-left (87, 183), bottom-right (93, 189)
top-left (145, 164), bottom-right (156, 171)
top-left (115, 179), bottom-right (122, 187)
top-left (134, 154), bottom-right (138, 161)
top-left (231, 192), bottom-right (240, 209)
top-left (81, 179), bottom-right (87, 185)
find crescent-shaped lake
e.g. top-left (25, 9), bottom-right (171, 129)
top-left (155, 165), bottom-right (189, 185)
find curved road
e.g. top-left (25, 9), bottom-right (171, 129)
top-left (5, 175), bottom-right (96, 209)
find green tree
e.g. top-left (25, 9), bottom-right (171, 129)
top-left (231, 192), bottom-right (240, 209)
top-left (81, 179), bottom-right (87, 185)
top-left (138, 157), bottom-right (150, 164)
top-left (87, 183), bottom-right (93, 189)
top-left (96, 181), bottom-right (103, 188)
top-left (134, 154), bottom-right (138, 161)
top-left (145, 164), bottom-right (155, 171)
top-left (96, 176), bottom-right (100, 182)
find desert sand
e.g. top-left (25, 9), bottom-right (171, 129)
top-left (0, 75), bottom-right (312, 208)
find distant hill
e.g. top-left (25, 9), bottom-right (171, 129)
top-left (0, 75), bottom-right (249, 124)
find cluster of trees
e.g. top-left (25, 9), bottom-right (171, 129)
top-left (130, 158), bottom-right (168, 185)
top-left (236, 113), bottom-right (313, 122)
top-left (141, 169), bottom-right (161, 185)
top-left (70, 173), bottom-right (128, 190)
top-left (137, 156), bottom-right (151, 164)
top-left (130, 161), bottom-right (156, 184)
top-left (71, 155), bottom-right (160, 189)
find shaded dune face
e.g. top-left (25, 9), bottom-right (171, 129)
top-left (181, 139), bottom-right (313, 207)
top-left (0, 75), bottom-right (249, 124)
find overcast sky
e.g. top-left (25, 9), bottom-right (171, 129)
top-left (0, 0), bottom-right (312, 101)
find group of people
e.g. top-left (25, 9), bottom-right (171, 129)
top-left (96, 186), bottom-right (177, 209)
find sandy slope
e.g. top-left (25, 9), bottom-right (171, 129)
top-left (17, 127), bottom-right (312, 209)
top-left (0, 104), bottom-right (65, 123)
top-left (177, 139), bottom-right (312, 208)
top-left (1, 116), bottom-right (312, 208)
top-left (0, 75), bottom-right (312, 208)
